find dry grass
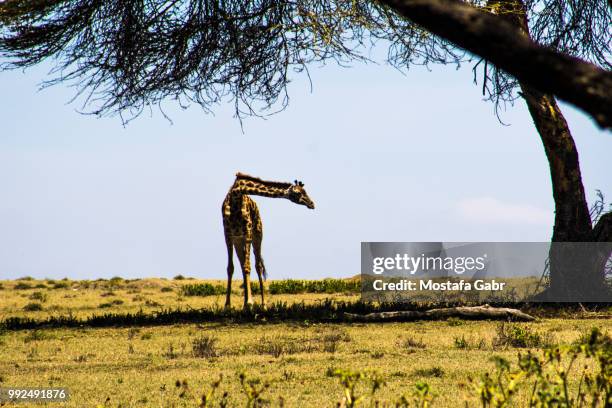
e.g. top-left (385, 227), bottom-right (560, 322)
top-left (0, 278), bottom-right (357, 320)
top-left (0, 278), bottom-right (610, 407)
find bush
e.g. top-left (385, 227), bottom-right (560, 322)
top-left (163, 343), bottom-right (179, 359)
top-left (14, 282), bottom-right (33, 290)
top-left (255, 336), bottom-right (318, 357)
top-left (453, 335), bottom-right (486, 350)
top-left (322, 330), bottom-right (350, 353)
top-left (180, 283), bottom-right (225, 297)
top-left (52, 282), bottom-right (70, 289)
top-left (18, 276), bottom-right (34, 281)
top-left (23, 302), bottom-right (43, 311)
top-left (473, 327), bottom-right (611, 407)
top-left (447, 317), bottom-right (464, 326)
top-left (454, 335), bottom-right (469, 349)
top-left (173, 274), bottom-right (186, 280)
top-left (24, 330), bottom-right (54, 343)
top-left (28, 292), bottom-right (48, 302)
top-left (413, 366), bottom-right (445, 378)
top-left (269, 278), bottom-right (360, 294)
top-left (493, 322), bottom-right (554, 349)
top-left (402, 337), bottom-right (427, 349)
top-left (161, 287), bottom-right (173, 292)
top-left (192, 336), bottom-right (217, 358)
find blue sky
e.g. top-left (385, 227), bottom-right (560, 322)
top-left (0, 59), bottom-right (609, 280)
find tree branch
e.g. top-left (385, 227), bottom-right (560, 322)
top-left (377, 0), bottom-right (612, 129)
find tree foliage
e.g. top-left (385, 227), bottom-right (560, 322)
top-left (0, 0), bottom-right (609, 125)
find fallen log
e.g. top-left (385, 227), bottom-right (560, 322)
top-left (344, 304), bottom-right (535, 322)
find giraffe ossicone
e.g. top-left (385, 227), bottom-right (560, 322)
top-left (222, 172), bottom-right (315, 308)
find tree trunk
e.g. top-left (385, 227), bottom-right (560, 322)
top-left (488, 0), bottom-right (610, 301)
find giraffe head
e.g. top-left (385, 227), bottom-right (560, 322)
top-left (285, 180), bottom-right (315, 209)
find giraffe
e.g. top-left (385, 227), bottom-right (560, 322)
top-left (222, 172), bottom-right (315, 308)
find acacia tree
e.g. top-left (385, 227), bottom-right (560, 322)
top-left (1, 0), bottom-right (610, 299)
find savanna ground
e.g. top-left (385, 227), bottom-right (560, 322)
top-left (0, 277), bottom-right (610, 407)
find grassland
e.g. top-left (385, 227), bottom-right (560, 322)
top-left (0, 277), bottom-right (610, 407)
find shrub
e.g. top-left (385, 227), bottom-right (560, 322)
top-left (573, 326), bottom-right (612, 347)
top-left (473, 327), bottom-right (611, 407)
top-left (163, 343), bottom-right (179, 359)
top-left (192, 336), bottom-right (217, 358)
top-left (454, 335), bottom-right (487, 350)
top-left (323, 334), bottom-right (343, 353)
top-left (24, 330), bottom-right (54, 343)
top-left (98, 299), bottom-right (123, 308)
top-left (52, 282), bottom-right (70, 289)
top-left (173, 274), bottom-right (186, 280)
top-left (161, 287), bottom-right (173, 292)
top-left (454, 335), bottom-right (469, 349)
top-left (257, 339), bottom-right (285, 358)
top-left (255, 336), bottom-right (318, 357)
top-left (180, 283), bottom-right (225, 297)
top-left (28, 291), bottom-right (48, 302)
top-left (239, 373), bottom-right (269, 408)
top-left (493, 322), bottom-right (554, 349)
top-left (23, 302), bottom-right (43, 311)
top-left (268, 278), bottom-right (360, 294)
top-left (18, 276), bottom-right (34, 281)
top-left (413, 366), bottom-right (445, 378)
top-left (402, 337), bottom-right (427, 349)
top-left (447, 317), bottom-right (464, 326)
top-left (329, 369), bottom-right (387, 408)
top-left (14, 282), bottom-right (33, 290)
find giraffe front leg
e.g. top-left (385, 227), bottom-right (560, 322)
top-left (224, 236), bottom-right (234, 309)
top-left (235, 239), bottom-right (254, 308)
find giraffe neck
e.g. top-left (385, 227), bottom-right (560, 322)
top-left (231, 176), bottom-right (290, 199)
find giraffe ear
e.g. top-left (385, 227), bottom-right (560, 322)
top-left (294, 180), bottom-right (298, 185)
top-left (298, 181), bottom-right (304, 187)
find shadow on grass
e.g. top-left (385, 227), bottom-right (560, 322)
top-left (1, 300), bottom-right (609, 331)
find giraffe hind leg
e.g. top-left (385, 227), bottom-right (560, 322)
top-left (224, 234), bottom-right (234, 308)
top-left (253, 232), bottom-right (266, 305)
top-left (234, 238), bottom-right (253, 307)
